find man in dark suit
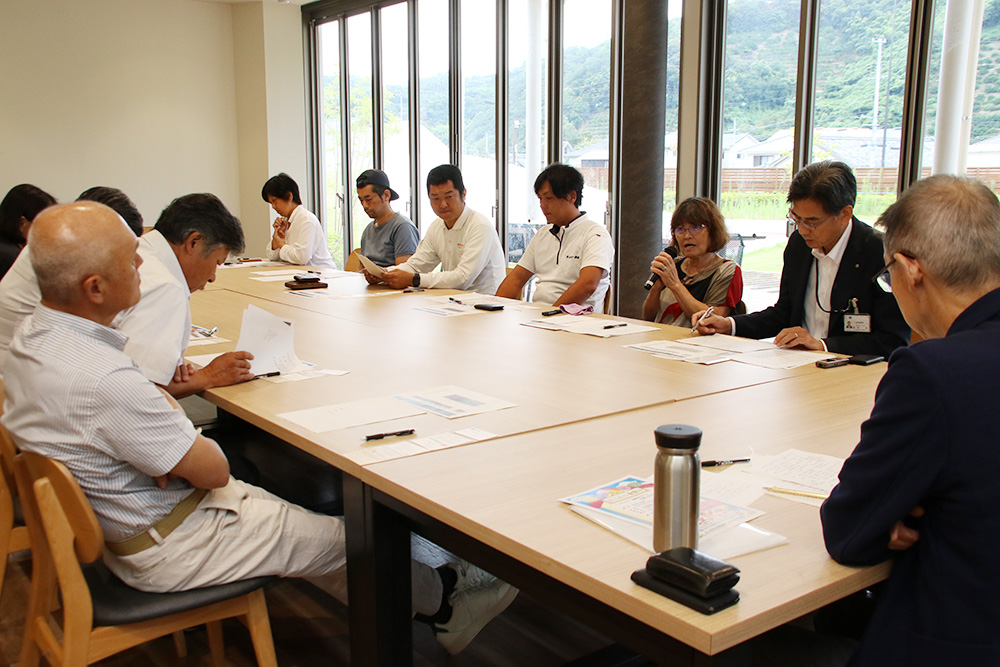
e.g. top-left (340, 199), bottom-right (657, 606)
top-left (695, 161), bottom-right (909, 356)
top-left (820, 175), bottom-right (1000, 665)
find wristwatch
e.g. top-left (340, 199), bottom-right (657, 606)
top-left (412, 273), bottom-right (421, 287)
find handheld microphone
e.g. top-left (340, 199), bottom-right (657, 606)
top-left (643, 246), bottom-right (679, 290)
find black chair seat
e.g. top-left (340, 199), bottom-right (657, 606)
top-left (83, 562), bottom-right (274, 626)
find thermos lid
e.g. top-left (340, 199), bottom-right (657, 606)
top-left (654, 424), bottom-right (702, 450)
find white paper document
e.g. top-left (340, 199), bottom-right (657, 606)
top-left (624, 339), bottom-right (732, 364)
top-left (278, 396), bottom-right (424, 433)
top-left (365, 427), bottom-right (498, 461)
top-left (357, 253), bottom-right (386, 278)
top-left (413, 304), bottom-right (482, 317)
top-left (235, 305), bottom-right (309, 375)
top-left (428, 293), bottom-right (538, 312)
top-left (732, 348), bottom-right (833, 370)
top-left (395, 385), bottom-right (517, 419)
top-left (676, 335), bottom-right (776, 353)
top-left (261, 368), bottom-right (349, 383)
top-left (187, 336), bottom-right (231, 347)
top-left (522, 315), bottom-right (657, 338)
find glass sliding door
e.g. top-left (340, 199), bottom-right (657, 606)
top-left (316, 20), bottom-right (346, 262)
top-left (506, 0), bottom-right (548, 264)
top-left (380, 2), bottom-right (413, 220)
top-left (461, 0), bottom-right (498, 222)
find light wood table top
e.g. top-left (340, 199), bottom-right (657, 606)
top-left (190, 286), bottom-right (837, 471)
top-left (360, 367), bottom-right (889, 655)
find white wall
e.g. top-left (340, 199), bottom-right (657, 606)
top-left (0, 0), bottom-right (307, 252)
top-left (233, 1), bottom-right (309, 254)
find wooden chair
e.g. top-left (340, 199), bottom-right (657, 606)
top-left (344, 248), bottom-right (362, 272)
top-left (0, 388), bottom-right (31, 603)
top-left (14, 451), bottom-right (278, 667)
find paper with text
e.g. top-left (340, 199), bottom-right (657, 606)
top-left (235, 305), bottom-right (308, 375)
top-left (395, 385), bottom-right (517, 419)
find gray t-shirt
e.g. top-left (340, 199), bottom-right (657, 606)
top-left (359, 212), bottom-right (420, 267)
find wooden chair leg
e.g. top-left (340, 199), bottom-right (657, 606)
top-left (19, 561), bottom-right (56, 667)
top-left (206, 620), bottom-right (226, 667)
top-left (172, 630), bottom-right (188, 658)
top-left (245, 589), bottom-right (277, 667)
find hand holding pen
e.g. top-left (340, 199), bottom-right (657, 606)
top-left (691, 306), bottom-right (714, 333)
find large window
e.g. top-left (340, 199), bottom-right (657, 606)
top-left (306, 0), bottom-right (976, 311)
top-left (814, 0), bottom-right (912, 224)
top-left (506, 0), bottom-right (548, 264)
top-left (720, 0), bottom-right (800, 313)
top-left (922, 1), bottom-right (1000, 190)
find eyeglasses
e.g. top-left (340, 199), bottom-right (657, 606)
top-left (673, 224), bottom-right (706, 236)
top-left (871, 251), bottom-right (915, 293)
top-left (787, 209), bottom-right (837, 232)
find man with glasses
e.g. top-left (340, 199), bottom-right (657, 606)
top-left (816, 176), bottom-right (1000, 665)
top-left (496, 163), bottom-right (614, 312)
top-left (694, 161), bottom-right (908, 356)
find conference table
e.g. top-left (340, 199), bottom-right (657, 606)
top-left (190, 264), bottom-right (887, 665)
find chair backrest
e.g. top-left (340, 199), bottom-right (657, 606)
top-left (344, 249), bottom-right (362, 272)
top-left (720, 234), bottom-right (745, 266)
top-left (17, 452), bottom-right (103, 564)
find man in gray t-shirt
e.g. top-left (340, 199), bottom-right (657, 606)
top-left (356, 169), bottom-right (419, 277)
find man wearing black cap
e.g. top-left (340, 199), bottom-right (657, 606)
top-left (356, 169), bottom-right (419, 279)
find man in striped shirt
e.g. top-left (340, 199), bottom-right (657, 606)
top-left (1, 202), bottom-right (516, 655)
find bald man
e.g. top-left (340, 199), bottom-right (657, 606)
top-left (1, 203), bottom-right (516, 654)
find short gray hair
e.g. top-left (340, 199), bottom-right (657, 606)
top-left (877, 175), bottom-right (1000, 290)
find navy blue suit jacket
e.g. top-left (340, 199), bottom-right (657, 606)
top-left (732, 218), bottom-right (909, 356)
top-left (821, 287), bottom-right (1000, 665)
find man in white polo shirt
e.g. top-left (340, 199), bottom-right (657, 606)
top-left (376, 164), bottom-right (506, 295)
top-left (115, 193), bottom-right (255, 398)
top-left (496, 163), bottom-right (614, 312)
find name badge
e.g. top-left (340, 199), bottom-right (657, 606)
top-left (844, 313), bottom-right (871, 333)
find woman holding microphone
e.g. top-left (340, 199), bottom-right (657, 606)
top-left (642, 197), bottom-right (743, 327)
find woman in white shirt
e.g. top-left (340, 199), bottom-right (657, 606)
top-left (261, 173), bottom-right (335, 268)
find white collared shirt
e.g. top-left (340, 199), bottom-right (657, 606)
top-left (803, 219), bottom-right (853, 340)
top-left (264, 205), bottom-right (336, 269)
top-left (517, 213), bottom-right (614, 313)
top-left (0, 250), bottom-right (41, 376)
top-left (394, 206), bottom-right (506, 294)
top-left (115, 230), bottom-right (192, 386)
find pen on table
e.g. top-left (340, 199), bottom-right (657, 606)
top-left (365, 428), bottom-right (416, 441)
top-left (542, 309), bottom-right (561, 316)
top-left (701, 457), bottom-right (751, 468)
top-left (192, 325), bottom-right (218, 338)
top-left (403, 287), bottom-right (425, 293)
top-left (691, 306), bottom-right (715, 333)
top-left (603, 322), bottom-right (627, 330)
top-left (254, 371), bottom-right (280, 379)
top-left (449, 296), bottom-right (465, 305)
top-left (766, 487), bottom-right (828, 500)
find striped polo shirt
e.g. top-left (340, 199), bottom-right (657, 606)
top-left (2, 305), bottom-right (198, 542)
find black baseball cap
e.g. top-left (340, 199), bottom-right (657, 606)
top-left (356, 169), bottom-right (399, 201)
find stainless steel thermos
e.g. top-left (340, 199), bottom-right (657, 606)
top-left (652, 424), bottom-right (701, 552)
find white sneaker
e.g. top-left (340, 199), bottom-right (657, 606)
top-left (434, 579), bottom-right (518, 655)
top-left (449, 561), bottom-right (495, 592)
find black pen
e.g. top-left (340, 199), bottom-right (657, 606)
top-left (255, 371), bottom-right (280, 379)
top-left (449, 296), bottom-right (465, 305)
top-left (603, 322), bottom-right (627, 330)
top-left (542, 309), bottom-right (561, 316)
top-left (701, 457), bottom-right (751, 468)
top-left (365, 428), bottom-right (416, 441)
